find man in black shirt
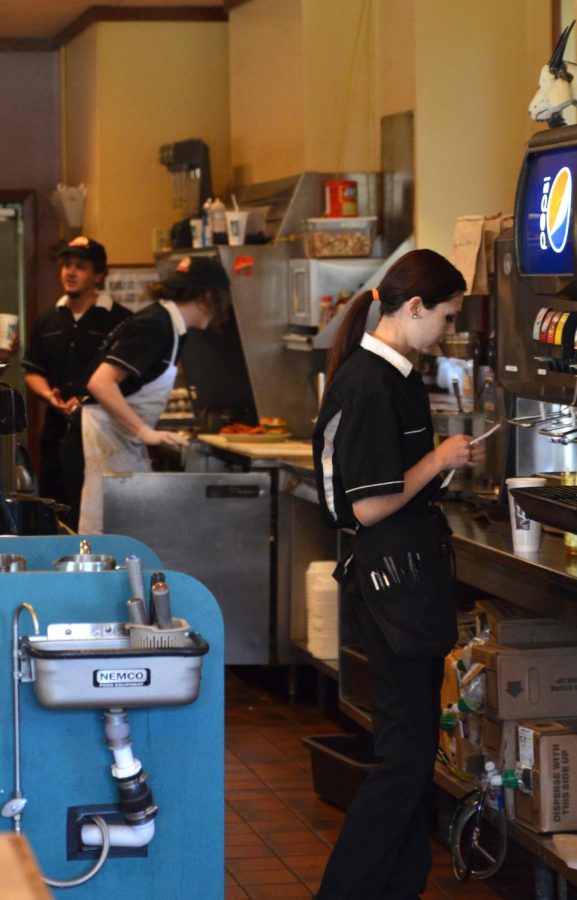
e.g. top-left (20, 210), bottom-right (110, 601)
top-left (22, 236), bottom-right (131, 529)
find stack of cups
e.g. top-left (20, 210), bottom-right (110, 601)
top-left (305, 561), bottom-right (338, 659)
top-left (505, 476), bottom-right (546, 555)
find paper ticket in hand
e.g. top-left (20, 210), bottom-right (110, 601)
top-left (441, 423), bottom-right (501, 489)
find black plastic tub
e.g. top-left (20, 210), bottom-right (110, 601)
top-left (303, 732), bottom-right (379, 810)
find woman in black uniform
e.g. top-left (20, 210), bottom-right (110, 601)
top-left (312, 249), bottom-right (485, 900)
top-left (78, 255), bottom-right (230, 534)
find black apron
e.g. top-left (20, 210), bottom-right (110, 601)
top-left (336, 504), bottom-right (457, 659)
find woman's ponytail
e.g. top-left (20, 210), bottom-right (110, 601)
top-left (325, 290), bottom-right (374, 387)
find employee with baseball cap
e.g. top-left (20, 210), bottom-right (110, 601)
top-left (78, 254), bottom-right (231, 533)
top-left (22, 235), bottom-right (131, 529)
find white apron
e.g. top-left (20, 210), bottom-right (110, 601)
top-left (78, 301), bottom-right (183, 534)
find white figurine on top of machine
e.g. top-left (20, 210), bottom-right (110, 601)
top-left (529, 20), bottom-right (577, 126)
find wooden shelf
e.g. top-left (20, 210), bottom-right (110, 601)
top-left (434, 760), bottom-right (577, 888)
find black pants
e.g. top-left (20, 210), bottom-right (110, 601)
top-left (315, 579), bottom-right (444, 900)
top-left (39, 421), bottom-right (84, 532)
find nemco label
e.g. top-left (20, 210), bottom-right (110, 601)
top-left (93, 668), bottom-right (151, 688)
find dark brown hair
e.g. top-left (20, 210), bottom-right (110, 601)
top-left (325, 249), bottom-right (466, 386)
top-left (148, 282), bottom-right (231, 332)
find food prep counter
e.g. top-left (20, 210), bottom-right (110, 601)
top-left (193, 433), bottom-right (314, 465)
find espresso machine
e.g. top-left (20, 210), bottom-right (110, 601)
top-left (0, 375), bottom-right (59, 535)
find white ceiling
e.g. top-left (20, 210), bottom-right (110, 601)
top-left (0, 1), bottom-right (226, 41)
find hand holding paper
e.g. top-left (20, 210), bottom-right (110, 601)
top-left (441, 423), bottom-right (501, 489)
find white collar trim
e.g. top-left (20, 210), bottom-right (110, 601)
top-left (56, 291), bottom-right (114, 311)
top-left (159, 299), bottom-right (188, 336)
top-left (360, 332), bottom-right (413, 377)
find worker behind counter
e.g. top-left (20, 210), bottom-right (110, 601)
top-left (21, 237), bottom-right (132, 530)
top-left (78, 255), bottom-right (231, 535)
top-left (312, 249), bottom-right (485, 900)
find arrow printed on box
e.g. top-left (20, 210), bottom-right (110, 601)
top-left (505, 681), bottom-right (524, 698)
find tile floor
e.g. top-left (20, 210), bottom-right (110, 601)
top-left (224, 666), bottom-right (542, 900)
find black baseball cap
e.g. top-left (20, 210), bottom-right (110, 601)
top-left (161, 255), bottom-right (230, 294)
top-left (58, 236), bottom-right (107, 271)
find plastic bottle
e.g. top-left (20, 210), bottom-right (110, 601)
top-left (439, 708), bottom-right (460, 733)
top-left (202, 198), bottom-right (213, 247)
top-left (486, 762), bottom-right (532, 792)
top-left (210, 198), bottom-right (227, 243)
top-left (318, 295), bottom-right (333, 330)
top-left (336, 291), bottom-right (352, 313)
top-left (457, 669), bottom-right (485, 714)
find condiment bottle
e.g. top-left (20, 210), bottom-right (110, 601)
top-left (562, 471), bottom-right (577, 556)
top-left (210, 198), bottom-right (227, 240)
top-left (318, 295), bottom-right (333, 330)
top-left (336, 291), bottom-right (351, 313)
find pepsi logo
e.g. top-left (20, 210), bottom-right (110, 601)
top-left (540, 166), bottom-right (572, 253)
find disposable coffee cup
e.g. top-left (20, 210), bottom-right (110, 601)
top-left (225, 210), bottom-right (249, 246)
top-left (189, 218), bottom-right (203, 249)
top-left (0, 314), bottom-right (18, 350)
top-left (506, 476), bottom-right (546, 554)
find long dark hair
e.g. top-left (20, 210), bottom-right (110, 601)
top-left (148, 281), bottom-right (231, 332)
top-left (325, 249), bottom-right (466, 386)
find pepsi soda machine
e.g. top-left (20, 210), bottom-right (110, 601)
top-left (495, 124), bottom-right (577, 515)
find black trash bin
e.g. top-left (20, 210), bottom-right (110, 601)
top-left (303, 732), bottom-right (378, 811)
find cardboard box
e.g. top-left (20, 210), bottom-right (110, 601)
top-left (480, 715), bottom-right (517, 768)
top-left (475, 598), bottom-right (577, 646)
top-left (471, 641), bottom-right (577, 719)
top-left (513, 719), bottom-right (577, 832)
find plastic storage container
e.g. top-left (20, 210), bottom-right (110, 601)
top-left (305, 216), bottom-right (377, 258)
top-left (303, 733), bottom-right (378, 810)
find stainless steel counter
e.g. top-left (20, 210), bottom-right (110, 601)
top-left (181, 434), bottom-right (577, 657)
top-left (442, 500), bottom-right (577, 627)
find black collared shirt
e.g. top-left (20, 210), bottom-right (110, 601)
top-left (313, 334), bottom-right (441, 533)
top-left (22, 296), bottom-right (131, 438)
top-left (87, 303), bottom-right (187, 398)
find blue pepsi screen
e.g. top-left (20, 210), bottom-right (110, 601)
top-left (518, 145), bottom-right (577, 276)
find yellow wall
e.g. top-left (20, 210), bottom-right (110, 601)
top-left (63, 21), bottom-right (230, 264)
top-left (228, 0), bottom-right (414, 179)
top-left (62, 2), bottom-right (554, 263)
top-left (415, 0), bottom-right (551, 255)
top-left (229, 0), bottom-right (552, 256)
top-left (228, 0), bottom-right (305, 182)
top-left (62, 26), bottom-right (100, 227)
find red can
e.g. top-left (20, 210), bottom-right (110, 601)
top-left (324, 179), bottom-right (358, 217)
